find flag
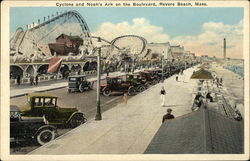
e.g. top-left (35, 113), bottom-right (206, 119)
top-left (47, 57), bottom-right (62, 73)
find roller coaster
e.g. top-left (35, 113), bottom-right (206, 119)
top-left (9, 10), bottom-right (152, 79)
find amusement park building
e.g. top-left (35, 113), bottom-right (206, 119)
top-left (170, 45), bottom-right (185, 60)
top-left (145, 42), bottom-right (173, 61)
top-left (48, 34), bottom-right (83, 56)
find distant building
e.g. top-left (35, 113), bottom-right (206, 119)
top-left (48, 34), bottom-right (83, 56)
top-left (145, 42), bottom-right (173, 61)
top-left (170, 45), bottom-right (185, 60)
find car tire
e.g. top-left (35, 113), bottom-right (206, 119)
top-left (69, 114), bottom-right (85, 128)
top-left (128, 87), bottom-right (136, 96)
top-left (103, 87), bottom-right (111, 96)
top-left (87, 82), bottom-right (92, 90)
top-left (145, 82), bottom-right (150, 88)
top-left (79, 84), bottom-right (84, 93)
top-left (138, 85), bottom-right (146, 92)
top-left (153, 80), bottom-right (158, 85)
top-left (36, 129), bottom-right (55, 146)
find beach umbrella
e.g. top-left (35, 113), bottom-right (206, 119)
top-left (190, 68), bottom-right (214, 80)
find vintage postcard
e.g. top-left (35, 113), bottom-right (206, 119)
top-left (1, 0), bottom-right (249, 160)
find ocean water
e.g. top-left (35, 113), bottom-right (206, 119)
top-left (225, 65), bottom-right (244, 77)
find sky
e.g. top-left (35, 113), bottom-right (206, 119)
top-left (10, 7), bottom-right (244, 58)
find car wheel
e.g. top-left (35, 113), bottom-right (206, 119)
top-left (103, 87), bottom-right (111, 96)
top-left (69, 114), bottom-right (85, 128)
top-left (36, 129), bottom-right (55, 145)
top-left (128, 87), bottom-right (136, 96)
top-left (138, 85), bottom-right (146, 92)
top-left (79, 84), bottom-right (84, 93)
top-left (87, 83), bottom-right (92, 90)
top-left (145, 82), bottom-right (150, 88)
top-left (153, 80), bottom-right (158, 85)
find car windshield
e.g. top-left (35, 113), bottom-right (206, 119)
top-left (69, 77), bottom-right (77, 81)
top-left (117, 78), bottom-right (122, 83)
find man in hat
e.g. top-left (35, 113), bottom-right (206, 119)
top-left (162, 108), bottom-right (175, 123)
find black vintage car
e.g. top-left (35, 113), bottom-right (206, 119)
top-left (68, 75), bottom-right (93, 93)
top-left (125, 74), bottom-right (147, 92)
top-left (10, 105), bottom-right (56, 145)
top-left (100, 77), bottom-right (136, 96)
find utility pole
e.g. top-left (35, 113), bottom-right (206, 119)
top-left (161, 53), bottom-right (164, 82)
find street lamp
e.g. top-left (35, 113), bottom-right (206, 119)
top-left (132, 49), bottom-right (135, 73)
top-left (95, 37), bottom-right (102, 120)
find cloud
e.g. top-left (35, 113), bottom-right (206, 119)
top-left (92, 18), bottom-right (170, 43)
top-left (172, 20), bottom-right (243, 58)
top-left (92, 18), bottom-right (243, 58)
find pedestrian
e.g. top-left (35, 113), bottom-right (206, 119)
top-left (123, 92), bottom-right (128, 104)
top-left (176, 75), bottom-right (178, 82)
top-left (16, 75), bottom-right (21, 85)
top-left (182, 72), bottom-right (185, 82)
top-left (35, 74), bottom-right (39, 85)
top-left (220, 77), bottom-right (223, 86)
top-left (162, 108), bottom-right (175, 123)
top-left (106, 68), bottom-right (109, 76)
top-left (206, 92), bottom-right (213, 102)
top-left (65, 70), bottom-right (69, 80)
top-left (216, 77), bottom-right (220, 87)
top-left (30, 75), bottom-right (34, 86)
top-left (160, 86), bottom-right (166, 107)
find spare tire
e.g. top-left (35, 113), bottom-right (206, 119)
top-left (36, 129), bottom-right (55, 145)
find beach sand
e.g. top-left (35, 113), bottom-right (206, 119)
top-left (210, 63), bottom-right (244, 117)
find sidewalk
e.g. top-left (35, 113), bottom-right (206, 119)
top-left (10, 69), bottom-right (144, 98)
top-left (30, 67), bottom-right (198, 154)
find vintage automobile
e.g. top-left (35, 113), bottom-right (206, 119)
top-left (150, 69), bottom-right (171, 80)
top-left (125, 74), bottom-right (147, 92)
top-left (139, 71), bottom-right (159, 85)
top-left (68, 75), bottom-right (93, 93)
top-left (100, 77), bottom-right (136, 96)
top-left (19, 93), bottom-right (86, 128)
top-left (149, 69), bottom-right (163, 81)
top-left (10, 105), bottom-right (56, 145)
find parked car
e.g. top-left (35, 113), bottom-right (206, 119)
top-left (68, 75), bottom-right (93, 93)
top-left (19, 93), bottom-right (86, 128)
top-left (150, 69), bottom-right (170, 80)
top-left (100, 77), bottom-right (136, 96)
top-left (10, 105), bottom-right (56, 145)
top-left (139, 71), bottom-right (158, 85)
top-left (125, 74), bottom-right (147, 92)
